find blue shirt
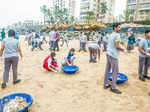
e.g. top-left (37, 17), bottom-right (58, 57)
top-left (139, 37), bottom-right (150, 57)
top-left (107, 32), bottom-right (121, 59)
top-left (2, 37), bottom-right (19, 58)
top-left (128, 36), bottom-right (135, 44)
top-left (16, 33), bottom-right (19, 40)
top-left (35, 33), bottom-right (40, 39)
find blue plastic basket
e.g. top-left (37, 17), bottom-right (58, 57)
top-left (109, 72), bottom-right (128, 83)
top-left (0, 99), bottom-right (3, 112)
top-left (2, 93), bottom-right (33, 112)
top-left (62, 65), bottom-right (79, 74)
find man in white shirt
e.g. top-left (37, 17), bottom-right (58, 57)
top-left (104, 24), bottom-right (124, 94)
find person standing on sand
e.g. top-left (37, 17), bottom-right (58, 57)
top-left (103, 32), bottom-right (109, 52)
top-left (127, 32), bottom-right (136, 53)
top-left (0, 29), bottom-right (23, 89)
top-left (49, 30), bottom-right (56, 50)
top-left (104, 24), bottom-right (124, 94)
top-left (138, 30), bottom-right (150, 81)
top-left (54, 31), bottom-right (60, 52)
top-left (61, 32), bottom-right (68, 47)
top-left (79, 32), bottom-right (87, 52)
top-left (42, 32), bottom-right (47, 44)
top-left (1, 28), bottom-right (5, 41)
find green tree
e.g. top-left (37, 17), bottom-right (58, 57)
top-left (85, 11), bottom-right (95, 24)
top-left (99, 2), bottom-right (108, 22)
top-left (121, 9), bottom-right (135, 22)
top-left (40, 5), bottom-right (47, 24)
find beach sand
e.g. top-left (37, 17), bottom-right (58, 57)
top-left (0, 36), bottom-right (150, 112)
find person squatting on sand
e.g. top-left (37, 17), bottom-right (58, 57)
top-left (43, 52), bottom-right (58, 72)
top-left (138, 30), bottom-right (150, 81)
top-left (79, 32), bottom-right (87, 52)
top-left (62, 48), bottom-right (75, 66)
top-left (0, 29), bottom-right (23, 89)
top-left (104, 24), bottom-right (124, 94)
top-left (88, 35), bottom-right (101, 63)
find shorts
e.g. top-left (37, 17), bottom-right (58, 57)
top-left (127, 43), bottom-right (134, 50)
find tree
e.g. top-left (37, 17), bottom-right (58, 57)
top-left (99, 2), bottom-right (108, 22)
top-left (85, 11), bottom-right (95, 24)
top-left (121, 9), bottom-right (135, 22)
top-left (40, 5), bottom-right (47, 24)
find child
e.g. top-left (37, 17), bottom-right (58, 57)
top-left (43, 52), bottom-right (58, 72)
top-left (88, 36), bottom-right (101, 63)
top-left (62, 48), bottom-right (75, 66)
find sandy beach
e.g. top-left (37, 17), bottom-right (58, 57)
top-left (0, 36), bottom-right (150, 112)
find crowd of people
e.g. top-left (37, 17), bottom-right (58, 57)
top-left (0, 23), bottom-right (150, 95)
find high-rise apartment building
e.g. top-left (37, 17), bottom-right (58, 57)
top-left (127, 0), bottom-right (150, 21)
top-left (80, 0), bottom-right (115, 23)
top-left (52, 0), bottom-right (76, 17)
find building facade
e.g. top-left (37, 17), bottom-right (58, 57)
top-left (80, 0), bottom-right (115, 23)
top-left (127, 0), bottom-right (150, 21)
top-left (52, 0), bottom-right (76, 17)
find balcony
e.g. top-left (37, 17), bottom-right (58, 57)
top-left (139, 0), bottom-right (150, 4)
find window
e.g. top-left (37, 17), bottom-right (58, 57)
top-left (128, 4), bottom-right (136, 9)
top-left (128, 0), bottom-right (136, 4)
top-left (139, 10), bottom-right (145, 14)
top-left (140, 3), bottom-right (150, 8)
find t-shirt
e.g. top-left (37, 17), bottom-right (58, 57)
top-left (80, 35), bottom-right (87, 43)
top-left (107, 32), bottom-right (121, 59)
top-left (89, 41), bottom-right (100, 49)
top-left (139, 37), bottom-right (150, 57)
top-left (128, 36), bottom-right (135, 44)
top-left (103, 35), bottom-right (109, 43)
top-left (49, 31), bottom-right (56, 41)
top-left (2, 37), bottom-right (19, 58)
top-left (16, 33), bottom-right (19, 40)
top-left (48, 57), bottom-right (57, 68)
top-left (1, 31), bottom-right (5, 38)
top-left (35, 33), bottom-right (40, 39)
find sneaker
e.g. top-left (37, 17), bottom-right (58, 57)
top-left (1, 83), bottom-right (6, 89)
top-left (13, 79), bottom-right (21, 85)
top-left (93, 60), bottom-right (97, 63)
top-left (104, 85), bottom-right (111, 89)
top-left (139, 77), bottom-right (145, 81)
top-left (89, 60), bottom-right (92, 63)
top-left (110, 88), bottom-right (122, 94)
top-left (143, 75), bottom-right (150, 80)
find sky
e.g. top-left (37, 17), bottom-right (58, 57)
top-left (0, 0), bottom-right (126, 28)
